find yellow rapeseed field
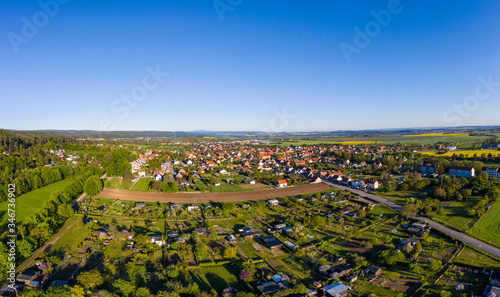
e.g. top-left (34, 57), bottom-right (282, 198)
top-left (422, 150), bottom-right (500, 157)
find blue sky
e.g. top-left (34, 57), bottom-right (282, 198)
top-left (1, 0), bottom-right (499, 132)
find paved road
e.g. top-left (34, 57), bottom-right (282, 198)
top-left (323, 180), bottom-right (500, 259)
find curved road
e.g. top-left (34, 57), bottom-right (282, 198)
top-left (323, 180), bottom-right (500, 259)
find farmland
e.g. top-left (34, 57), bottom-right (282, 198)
top-left (95, 182), bottom-right (332, 203)
top-left (467, 201), bottom-right (500, 248)
top-left (402, 133), bottom-right (469, 137)
top-left (277, 134), bottom-right (491, 146)
top-left (422, 149), bottom-right (500, 158)
top-left (0, 179), bottom-right (74, 223)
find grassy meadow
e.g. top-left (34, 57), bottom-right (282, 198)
top-left (467, 201), bottom-right (500, 248)
top-left (0, 179), bottom-right (75, 223)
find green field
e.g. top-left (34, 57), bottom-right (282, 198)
top-left (0, 179), bottom-right (74, 223)
top-left (130, 178), bottom-right (157, 192)
top-left (50, 215), bottom-right (92, 253)
top-left (467, 201), bottom-right (500, 248)
top-left (454, 247), bottom-right (500, 268)
top-left (429, 200), bottom-right (478, 232)
top-left (194, 180), bottom-right (208, 191)
top-left (278, 140), bottom-right (385, 146)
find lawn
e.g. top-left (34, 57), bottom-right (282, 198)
top-left (454, 247), bottom-right (500, 268)
top-left (104, 240), bottom-right (125, 260)
top-left (191, 265), bottom-right (251, 294)
top-left (357, 282), bottom-right (401, 297)
top-left (266, 256), bottom-right (309, 279)
top-left (130, 178), bottom-right (156, 192)
top-left (0, 179), bottom-right (74, 223)
top-left (194, 180), bottom-right (208, 191)
top-left (428, 200), bottom-right (478, 232)
top-left (380, 190), bottom-right (422, 206)
top-left (50, 215), bottom-right (92, 254)
top-left (238, 242), bottom-right (259, 260)
top-left (371, 204), bottom-right (398, 216)
top-left (467, 201), bottom-right (500, 248)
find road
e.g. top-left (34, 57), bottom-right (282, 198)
top-left (70, 192), bottom-right (86, 208)
top-left (323, 180), bottom-right (500, 259)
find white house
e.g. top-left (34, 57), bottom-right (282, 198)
top-left (366, 180), bottom-right (379, 190)
top-left (187, 205), bottom-right (200, 211)
top-left (277, 179), bottom-right (287, 187)
top-left (268, 199), bottom-right (280, 206)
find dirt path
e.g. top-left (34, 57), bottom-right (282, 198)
top-left (95, 183), bottom-right (332, 203)
top-left (16, 219), bottom-right (78, 273)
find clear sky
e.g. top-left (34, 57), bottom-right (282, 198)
top-left (1, 0), bottom-right (499, 132)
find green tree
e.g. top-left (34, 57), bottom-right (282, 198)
top-left (311, 215), bottom-right (326, 228)
top-left (113, 279), bottom-right (136, 297)
top-left (223, 246), bottom-right (237, 259)
top-left (414, 241), bottom-right (423, 254)
top-left (429, 259), bottom-right (442, 271)
top-left (167, 267), bottom-right (179, 278)
top-left (195, 242), bottom-right (208, 260)
top-left (170, 241), bottom-right (180, 250)
top-left (84, 175), bottom-right (103, 197)
top-left (221, 202), bottom-right (235, 215)
top-left (77, 270), bottom-right (104, 290)
top-left (135, 288), bottom-right (151, 297)
top-left (401, 203), bottom-right (417, 219)
top-left (70, 285), bottom-right (86, 297)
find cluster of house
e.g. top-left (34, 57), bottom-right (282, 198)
top-left (314, 264), bottom-right (383, 296)
top-left (131, 155), bottom-right (148, 174)
top-left (403, 221), bottom-right (431, 236)
top-left (327, 174), bottom-right (379, 190)
top-left (256, 274), bottom-right (292, 295)
top-left (127, 141), bottom-right (402, 183)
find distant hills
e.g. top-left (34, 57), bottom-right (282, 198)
top-left (1, 126), bottom-right (499, 140)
